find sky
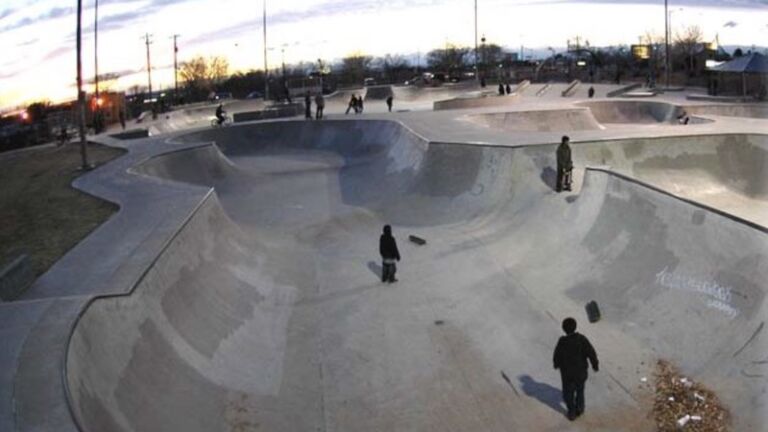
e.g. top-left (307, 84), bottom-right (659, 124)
top-left (1, 0), bottom-right (767, 112)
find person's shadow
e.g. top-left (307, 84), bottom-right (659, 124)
top-left (540, 167), bottom-right (557, 191)
top-left (518, 374), bottom-right (566, 415)
top-left (367, 261), bottom-right (382, 280)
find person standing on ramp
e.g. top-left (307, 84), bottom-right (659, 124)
top-left (556, 135), bottom-right (573, 192)
top-left (379, 225), bottom-right (401, 283)
top-left (315, 92), bottom-right (325, 119)
top-left (553, 317), bottom-right (599, 421)
top-left (386, 95), bottom-right (394, 112)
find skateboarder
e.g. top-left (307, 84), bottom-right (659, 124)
top-left (345, 94), bottom-right (357, 115)
top-left (553, 317), bottom-right (599, 421)
top-left (588, 86), bottom-right (595, 98)
top-left (379, 225), bottom-right (400, 283)
top-left (505, 83), bottom-right (512, 95)
top-left (556, 135), bottom-right (573, 192)
top-left (498, 83), bottom-right (505, 95)
top-left (315, 92), bottom-right (325, 119)
top-left (386, 95), bottom-right (393, 112)
top-left (215, 104), bottom-right (226, 125)
top-left (356, 95), bottom-right (364, 114)
top-left (304, 92), bottom-right (312, 119)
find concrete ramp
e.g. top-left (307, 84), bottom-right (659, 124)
top-left (65, 121), bottom-right (768, 431)
top-left (465, 108), bottom-right (603, 132)
top-left (579, 100), bottom-right (683, 124)
top-left (363, 85), bottom-right (394, 101)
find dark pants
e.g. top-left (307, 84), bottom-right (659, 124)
top-left (316, 107), bottom-right (324, 119)
top-left (305, 106), bottom-right (312, 119)
top-left (556, 166), bottom-right (572, 192)
top-left (562, 376), bottom-right (586, 416)
top-left (382, 262), bottom-right (397, 282)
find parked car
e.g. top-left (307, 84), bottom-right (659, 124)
top-left (211, 92), bottom-right (233, 101)
top-left (363, 77), bottom-right (377, 87)
top-left (245, 91), bottom-right (262, 99)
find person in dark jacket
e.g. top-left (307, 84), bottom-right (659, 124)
top-left (346, 94), bottom-right (357, 115)
top-left (505, 83), bottom-right (512, 95)
top-left (553, 317), bottom-right (599, 420)
top-left (386, 95), bottom-right (394, 112)
top-left (315, 92), bottom-right (325, 119)
top-left (498, 83), bottom-right (505, 95)
top-left (379, 225), bottom-right (400, 283)
top-left (356, 95), bottom-right (364, 114)
top-left (304, 92), bottom-right (312, 119)
top-left (556, 135), bottom-right (573, 192)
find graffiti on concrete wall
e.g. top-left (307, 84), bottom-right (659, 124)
top-left (655, 267), bottom-right (739, 319)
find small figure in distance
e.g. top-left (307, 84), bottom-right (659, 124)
top-left (677, 110), bottom-right (690, 125)
top-left (498, 82), bottom-right (505, 95)
top-left (386, 95), bottom-right (393, 112)
top-left (215, 103), bottom-right (226, 126)
top-left (314, 92), bottom-right (325, 120)
top-left (505, 83), bottom-right (512, 95)
top-left (346, 94), bottom-right (357, 115)
top-left (119, 109), bottom-right (126, 130)
top-left (356, 95), bottom-right (364, 114)
top-left (304, 91), bottom-right (312, 120)
top-left (58, 126), bottom-right (70, 147)
top-left (379, 225), bottom-right (401, 283)
top-left (588, 86), bottom-right (595, 98)
top-left (553, 317), bottom-right (599, 421)
top-left (556, 135), bottom-right (573, 192)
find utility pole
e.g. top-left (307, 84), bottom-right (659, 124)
top-left (263, 0), bottom-right (269, 101)
top-left (474, 0), bottom-right (478, 82)
top-left (76, 0), bottom-right (90, 169)
top-left (665, 0), bottom-right (670, 89)
top-left (143, 33), bottom-right (153, 97)
top-left (172, 34), bottom-right (180, 103)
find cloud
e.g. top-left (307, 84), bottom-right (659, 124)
top-left (0, 7), bottom-right (16, 20)
top-left (723, 20), bottom-right (739, 27)
top-left (0, 6), bottom-right (74, 32)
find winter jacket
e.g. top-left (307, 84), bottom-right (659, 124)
top-left (553, 332), bottom-right (598, 382)
top-left (379, 234), bottom-right (400, 260)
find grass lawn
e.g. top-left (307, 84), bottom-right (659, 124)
top-left (0, 142), bottom-right (126, 296)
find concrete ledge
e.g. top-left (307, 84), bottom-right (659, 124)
top-left (0, 254), bottom-right (33, 301)
top-left (607, 83), bottom-right (641, 98)
top-left (433, 93), bottom-right (519, 110)
top-left (233, 104), bottom-right (303, 123)
top-left (108, 129), bottom-right (150, 140)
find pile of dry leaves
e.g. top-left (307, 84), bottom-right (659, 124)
top-left (653, 360), bottom-right (730, 431)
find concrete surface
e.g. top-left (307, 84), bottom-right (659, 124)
top-left (1, 83), bottom-right (767, 432)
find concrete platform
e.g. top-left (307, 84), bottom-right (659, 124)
top-left (2, 84), bottom-right (767, 432)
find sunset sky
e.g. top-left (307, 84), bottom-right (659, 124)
top-left (1, 0), bottom-right (767, 111)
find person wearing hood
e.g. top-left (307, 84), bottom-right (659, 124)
top-left (379, 225), bottom-right (401, 283)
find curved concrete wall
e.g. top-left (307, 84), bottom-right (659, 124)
top-left (465, 109), bottom-right (603, 132)
top-left (578, 100), bottom-right (683, 124)
top-left (66, 121), bottom-right (768, 431)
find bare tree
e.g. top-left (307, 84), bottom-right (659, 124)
top-left (426, 44), bottom-right (470, 73)
top-left (339, 52), bottom-right (373, 85)
top-left (674, 25), bottom-right (703, 75)
top-left (180, 55), bottom-right (230, 100)
top-left (378, 54), bottom-right (410, 83)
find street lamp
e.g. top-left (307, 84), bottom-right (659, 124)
top-left (474, 0), bottom-right (479, 83)
top-left (76, 0), bottom-right (90, 169)
top-left (263, 0), bottom-right (269, 101)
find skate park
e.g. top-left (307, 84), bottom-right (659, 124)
top-left (0, 78), bottom-right (766, 432)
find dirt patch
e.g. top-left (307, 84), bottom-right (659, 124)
top-left (653, 360), bottom-right (730, 431)
top-left (0, 142), bottom-right (125, 297)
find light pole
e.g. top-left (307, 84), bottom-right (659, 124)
top-left (263, 0), bottom-right (269, 101)
top-left (172, 34), bottom-right (180, 103)
top-left (664, 0), bottom-right (669, 88)
top-left (94, 0), bottom-right (99, 102)
top-left (474, 0), bottom-right (478, 82)
top-left (76, 0), bottom-right (90, 169)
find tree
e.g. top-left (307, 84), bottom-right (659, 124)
top-left (339, 52), bottom-right (373, 85)
top-left (377, 54), bottom-right (411, 83)
top-left (674, 25), bottom-right (703, 75)
top-left (733, 47), bottom-right (744, 58)
top-left (180, 55), bottom-right (230, 101)
top-left (426, 44), bottom-right (470, 74)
